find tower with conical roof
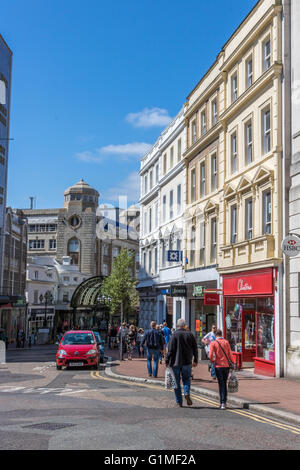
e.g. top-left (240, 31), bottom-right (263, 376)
top-left (56, 180), bottom-right (100, 275)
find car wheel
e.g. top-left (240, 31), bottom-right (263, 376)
top-left (56, 365), bottom-right (62, 370)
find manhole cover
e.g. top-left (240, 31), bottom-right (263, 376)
top-left (23, 422), bottom-right (75, 431)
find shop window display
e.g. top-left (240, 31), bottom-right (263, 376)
top-left (225, 299), bottom-right (242, 352)
top-left (257, 297), bottom-right (274, 362)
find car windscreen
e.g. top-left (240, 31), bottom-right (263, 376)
top-left (61, 333), bottom-right (95, 345)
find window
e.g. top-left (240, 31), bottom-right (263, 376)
top-left (162, 195), bottom-right (167, 222)
top-left (161, 241), bottom-right (166, 268)
top-left (231, 133), bottom-right (237, 173)
top-left (68, 238), bottom-right (79, 265)
top-left (177, 184), bottom-right (181, 213)
top-left (211, 154), bottom-right (217, 191)
top-left (232, 74), bottom-right (238, 102)
top-left (190, 226), bottom-right (196, 266)
top-left (245, 198), bottom-right (253, 240)
top-left (245, 122), bottom-right (252, 164)
top-left (163, 154), bottom-right (167, 174)
top-left (169, 190), bottom-right (174, 219)
top-left (211, 218), bottom-right (217, 263)
top-left (211, 100), bottom-right (218, 126)
top-left (103, 264), bottom-right (108, 276)
top-left (263, 38), bottom-right (271, 71)
top-left (34, 290), bottom-right (38, 304)
top-left (154, 247), bottom-right (158, 274)
top-left (246, 57), bottom-right (253, 88)
top-left (155, 164), bottom-right (159, 183)
top-left (231, 205), bottom-right (237, 244)
top-left (63, 292), bottom-right (69, 303)
top-left (149, 170), bottom-right (153, 190)
top-left (200, 222), bottom-right (205, 265)
top-left (144, 175), bottom-right (148, 194)
top-left (191, 120), bottom-right (197, 144)
top-left (144, 211), bottom-right (147, 234)
top-left (177, 139), bottom-right (182, 162)
top-left (170, 147), bottom-right (174, 168)
top-left (176, 238), bottom-right (181, 252)
top-left (29, 240), bottom-right (45, 250)
top-left (143, 251), bottom-right (146, 270)
top-left (49, 239), bottom-right (56, 250)
top-left (191, 169), bottom-right (196, 202)
top-left (148, 250), bottom-right (152, 274)
top-left (263, 190), bottom-right (272, 234)
top-left (34, 270), bottom-right (39, 280)
top-left (103, 244), bottom-right (109, 256)
top-left (149, 207), bottom-right (152, 233)
top-left (63, 276), bottom-right (70, 281)
top-left (69, 215), bottom-right (80, 228)
top-left (201, 110), bottom-right (206, 135)
top-left (200, 162), bottom-right (206, 197)
top-left (263, 108), bottom-right (271, 154)
top-left (155, 203), bottom-right (158, 228)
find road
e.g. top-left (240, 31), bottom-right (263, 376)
top-left (0, 345), bottom-right (300, 451)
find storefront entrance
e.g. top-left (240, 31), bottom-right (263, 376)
top-left (223, 268), bottom-right (275, 376)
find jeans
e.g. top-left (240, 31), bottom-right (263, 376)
top-left (215, 367), bottom-right (230, 404)
top-left (172, 365), bottom-right (192, 405)
top-left (147, 348), bottom-right (160, 377)
top-left (210, 361), bottom-right (216, 378)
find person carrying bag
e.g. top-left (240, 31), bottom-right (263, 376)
top-left (209, 329), bottom-right (236, 409)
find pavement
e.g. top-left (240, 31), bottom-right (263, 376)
top-left (105, 346), bottom-right (300, 426)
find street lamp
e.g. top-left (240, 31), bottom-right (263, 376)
top-left (39, 292), bottom-right (53, 327)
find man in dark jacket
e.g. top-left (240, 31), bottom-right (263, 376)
top-left (141, 321), bottom-right (164, 377)
top-left (165, 318), bottom-right (198, 407)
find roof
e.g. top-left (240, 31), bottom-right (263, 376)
top-left (64, 179), bottom-right (99, 196)
top-left (70, 276), bottom-right (105, 308)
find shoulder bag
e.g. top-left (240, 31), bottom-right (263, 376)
top-left (215, 340), bottom-right (238, 393)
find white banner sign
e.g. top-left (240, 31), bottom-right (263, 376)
top-left (281, 235), bottom-right (300, 257)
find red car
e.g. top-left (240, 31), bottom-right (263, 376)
top-left (56, 330), bottom-right (100, 370)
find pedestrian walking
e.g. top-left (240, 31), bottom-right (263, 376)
top-left (165, 318), bottom-right (198, 408)
top-left (202, 324), bottom-right (217, 379)
top-left (117, 322), bottom-right (129, 359)
top-left (141, 321), bottom-right (164, 378)
top-left (126, 325), bottom-right (136, 360)
top-left (209, 329), bottom-right (234, 410)
top-left (162, 322), bottom-right (172, 356)
top-left (136, 328), bottom-right (145, 357)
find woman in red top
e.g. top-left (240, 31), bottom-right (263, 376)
top-left (209, 329), bottom-right (234, 409)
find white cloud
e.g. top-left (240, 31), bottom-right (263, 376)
top-left (76, 142), bottom-right (152, 163)
top-left (125, 107), bottom-right (172, 128)
top-left (104, 172), bottom-right (140, 202)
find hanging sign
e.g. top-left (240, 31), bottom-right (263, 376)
top-left (193, 285), bottom-right (205, 297)
top-left (204, 292), bottom-right (219, 305)
top-left (281, 235), bottom-right (300, 257)
top-left (167, 250), bottom-right (183, 262)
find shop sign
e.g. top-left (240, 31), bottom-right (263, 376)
top-left (170, 285), bottom-right (187, 297)
top-left (161, 288), bottom-right (171, 295)
top-left (281, 235), bottom-right (300, 257)
top-left (223, 269), bottom-right (273, 296)
top-left (167, 250), bottom-right (182, 262)
top-left (204, 292), bottom-right (219, 305)
top-left (193, 285), bottom-right (205, 297)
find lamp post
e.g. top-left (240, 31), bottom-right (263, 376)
top-left (39, 292), bottom-right (53, 328)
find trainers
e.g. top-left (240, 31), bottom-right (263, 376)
top-left (220, 403), bottom-right (226, 410)
top-left (185, 395), bottom-right (193, 406)
top-left (175, 403), bottom-right (182, 408)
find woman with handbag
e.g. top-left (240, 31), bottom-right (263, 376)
top-left (209, 329), bottom-right (234, 410)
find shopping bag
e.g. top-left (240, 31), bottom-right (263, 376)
top-left (228, 371), bottom-right (239, 393)
top-left (165, 368), bottom-right (176, 390)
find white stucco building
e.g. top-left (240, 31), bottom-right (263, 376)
top-left (138, 106), bottom-right (186, 328)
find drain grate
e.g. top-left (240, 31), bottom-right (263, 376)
top-left (23, 422), bottom-right (76, 431)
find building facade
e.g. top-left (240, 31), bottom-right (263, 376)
top-left (0, 35), bottom-right (12, 296)
top-left (184, 0), bottom-right (283, 375)
top-left (138, 107), bottom-right (186, 329)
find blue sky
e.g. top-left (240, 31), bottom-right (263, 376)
top-left (2, 0), bottom-right (258, 209)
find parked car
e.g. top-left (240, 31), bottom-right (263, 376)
top-left (93, 330), bottom-right (105, 363)
top-left (56, 330), bottom-right (99, 370)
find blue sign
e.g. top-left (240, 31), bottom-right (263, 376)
top-left (161, 289), bottom-right (171, 295)
top-left (167, 250), bottom-right (182, 262)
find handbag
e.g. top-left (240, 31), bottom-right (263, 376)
top-left (228, 371), bottom-right (239, 393)
top-left (165, 368), bottom-right (177, 390)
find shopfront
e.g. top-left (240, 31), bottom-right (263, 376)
top-left (189, 283), bottom-right (218, 348)
top-left (223, 268), bottom-right (275, 376)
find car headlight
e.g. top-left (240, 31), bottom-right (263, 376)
top-left (86, 349), bottom-right (97, 355)
top-left (57, 349), bottom-right (67, 358)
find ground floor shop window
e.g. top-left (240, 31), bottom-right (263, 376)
top-left (190, 299), bottom-right (216, 347)
top-left (256, 297), bottom-right (275, 362)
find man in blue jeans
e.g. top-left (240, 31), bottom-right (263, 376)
top-left (165, 319), bottom-right (198, 407)
top-left (141, 321), bottom-right (164, 378)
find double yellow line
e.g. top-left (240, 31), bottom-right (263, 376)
top-left (91, 371), bottom-right (300, 436)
